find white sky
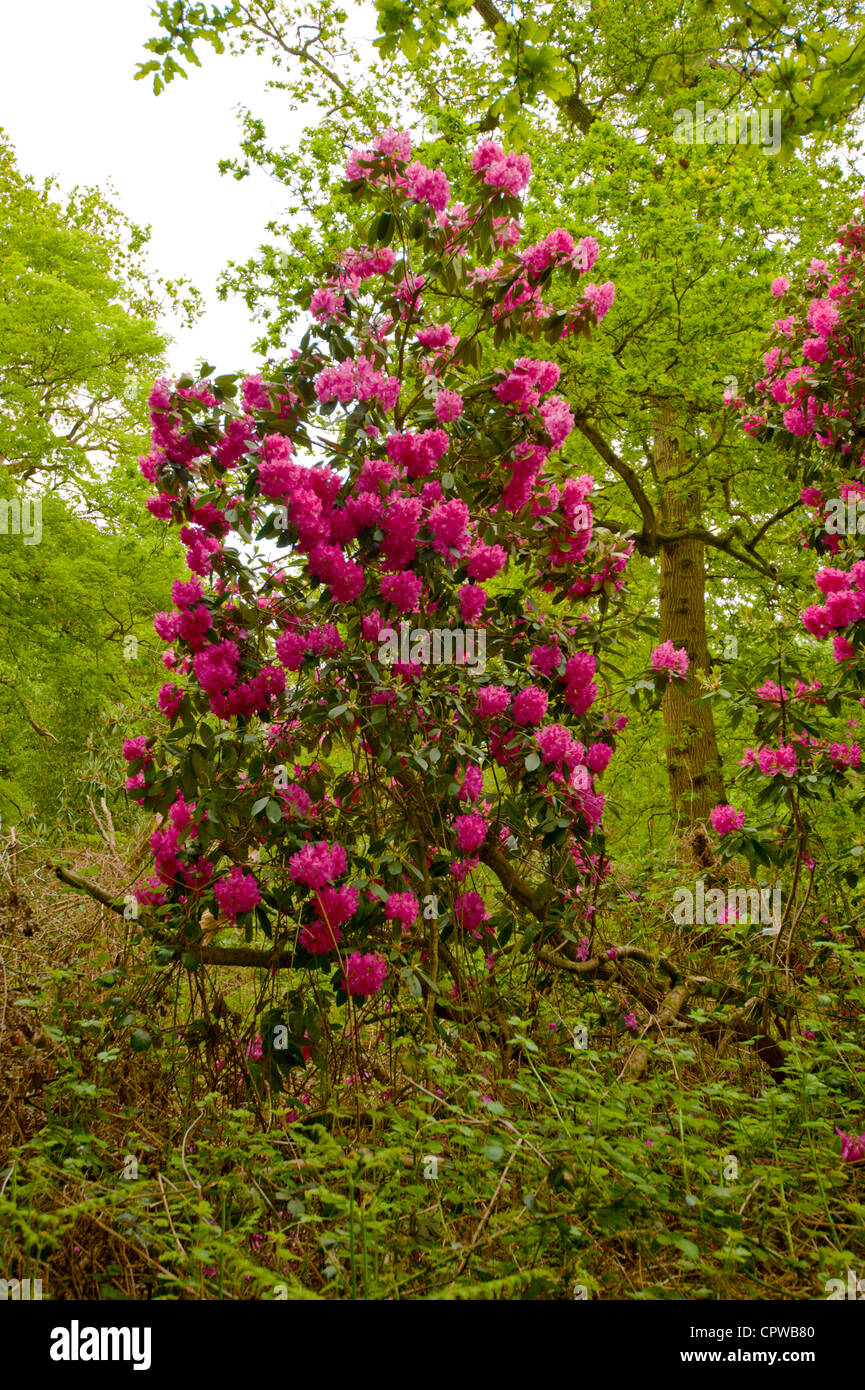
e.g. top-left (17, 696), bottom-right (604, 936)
top-left (0, 0), bottom-right (315, 374)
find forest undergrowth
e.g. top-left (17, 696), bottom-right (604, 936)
top-left (2, 830), bottom-right (862, 1301)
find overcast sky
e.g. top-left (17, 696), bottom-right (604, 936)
top-left (0, 0), bottom-right (319, 374)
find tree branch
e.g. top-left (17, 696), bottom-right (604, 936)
top-left (53, 864), bottom-right (125, 913)
top-left (471, 0), bottom-right (594, 132)
top-left (573, 417), bottom-right (658, 551)
top-left (0, 676), bottom-right (58, 742)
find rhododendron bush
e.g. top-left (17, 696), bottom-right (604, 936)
top-left (123, 133), bottom-right (632, 1071)
top-left (708, 195), bottom-right (865, 882)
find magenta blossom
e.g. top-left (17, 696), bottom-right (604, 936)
top-left (512, 685), bottom-right (548, 724)
top-left (836, 1127), bottom-right (865, 1163)
top-left (288, 840), bottom-right (347, 889)
top-left (343, 952), bottom-right (388, 997)
top-left (214, 866), bottom-right (261, 922)
top-left (385, 892), bottom-right (420, 930)
top-left (453, 813), bottom-right (488, 854)
top-left (650, 641), bottom-right (689, 679)
top-left (454, 890), bottom-right (490, 936)
top-left (710, 804), bottom-right (746, 836)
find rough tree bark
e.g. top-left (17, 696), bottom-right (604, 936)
top-left (654, 408), bottom-right (726, 826)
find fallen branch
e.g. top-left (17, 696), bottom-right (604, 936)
top-left (538, 943), bottom-right (678, 981)
top-left (51, 868), bottom-right (293, 968)
top-left (53, 864), bottom-right (126, 915)
top-left (621, 981), bottom-right (694, 1081)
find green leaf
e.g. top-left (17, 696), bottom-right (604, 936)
top-left (483, 1138), bottom-right (505, 1163)
top-left (531, 880), bottom-right (553, 912)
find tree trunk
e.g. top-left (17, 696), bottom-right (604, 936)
top-left (655, 409), bottom-right (726, 827)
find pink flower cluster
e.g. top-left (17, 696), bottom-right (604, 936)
top-left (406, 161), bottom-right (451, 213)
top-left (756, 678), bottom-right (822, 704)
top-left (836, 1127), bottom-right (865, 1163)
top-left (214, 866), bottom-right (261, 922)
top-left (315, 355), bottom-right (400, 411)
top-left (433, 388), bottom-right (464, 423)
top-left (346, 128), bottom-right (412, 176)
top-left (299, 883), bottom-right (360, 954)
top-left (157, 683), bottom-right (184, 720)
top-left (428, 498), bottom-right (470, 557)
top-left (650, 641), bottom-right (690, 679)
top-left (310, 287), bottom-right (345, 321)
top-left (535, 723), bottom-right (579, 765)
top-left (802, 562), bottom-right (865, 654)
top-left (471, 141), bottom-right (532, 196)
top-left (276, 623), bottom-right (344, 671)
top-left (476, 685), bottom-right (511, 719)
top-left (385, 892), bottom-right (420, 930)
top-left (317, 883), bottom-right (359, 926)
top-left (467, 543), bottom-right (507, 581)
top-left (458, 584), bottom-right (486, 623)
top-left (380, 569), bottom-right (424, 612)
top-left (512, 686), bottom-right (548, 725)
top-left (288, 840), bottom-right (348, 889)
top-left (299, 917), bottom-right (342, 954)
top-left (740, 744), bottom-right (797, 776)
top-left (710, 804), bottom-right (745, 836)
top-left (339, 245), bottom-right (396, 283)
top-left (453, 813), bottom-right (488, 854)
top-left (123, 735), bottom-right (151, 764)
top-left (493, 357), bottom-right (560, 411)
top-left (343, 951), bottom-right (388, 997)
top-left (531, 643), bottom-right (563, 678)
top-left (581, 281), bottom-right (616, 323)
top-left (827, 741), bottom-right (861, 768)
top-left (458, 764), bottom-right (484, 801)
top-left (564, 652), bottom-right (597, 717)
top-left (147, 795), bottom-right (212, 893)
top-left (740, 218), bottom-right (865, 461)
top-left (521, 229), bottom-right (597, 277)
top-left (385, 428), bottom-right (449, 478)
top-left (455, 890), bottom-right (490, 937)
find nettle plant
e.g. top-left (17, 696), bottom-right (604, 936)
top-left (710, 197), bottom-right (865, 889)
top-left (123, 132), bottom-right (633, 1073)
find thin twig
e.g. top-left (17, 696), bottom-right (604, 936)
top-left (454, 1136), bottom-right (525, 1279)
